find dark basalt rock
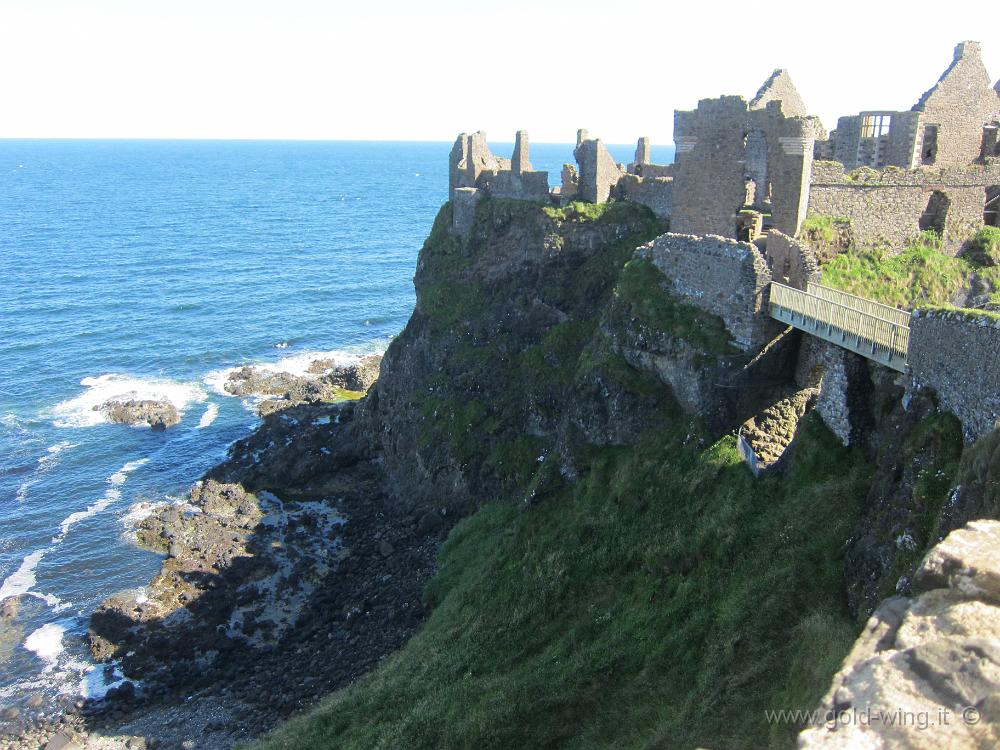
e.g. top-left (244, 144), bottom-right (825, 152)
top-left (224, 354), bottom-right (382, 417)
top-left (97, 399), bottom-right (181, 431)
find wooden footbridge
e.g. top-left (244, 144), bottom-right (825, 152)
top-left (768, 282), bottom-right (911, 372)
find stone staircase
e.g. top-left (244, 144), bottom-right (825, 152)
top-left (737, 386), bottom-right (819, 476)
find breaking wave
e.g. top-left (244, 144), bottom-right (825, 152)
top-left (48, 374), bottom-right (206, 428)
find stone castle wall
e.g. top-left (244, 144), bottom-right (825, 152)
top-left (672, 97), bottom-right (750, 238)
top-left (618, 174), bottom-right (672, 218)
top-left (909, 308), bottom-right (1000, 440)
top-left (672, 96), bottom-right (819, 240)
top-left (828, 42), bottom-right (1000, 171)
top-left (477, 170), bottom-right (550, 202)
top-left (915, 41), bottom-right (1000, 167)
top-left (808, 160), bottom-right (1000, 252)
top-left (637, 233), bottom-right (777, 351)
top-left (765, 230), bottom-right (821, 289)
top-left (573, 136), bottom-right (625, 203)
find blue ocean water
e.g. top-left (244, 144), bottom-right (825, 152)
top-left (0, 139), bottom-right (672, 711)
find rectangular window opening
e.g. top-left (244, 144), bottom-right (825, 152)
top-left (861, 115), bottom-right (892, 139)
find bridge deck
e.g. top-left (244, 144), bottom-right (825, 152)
top-left (768, 282), bottom-right (911, 372)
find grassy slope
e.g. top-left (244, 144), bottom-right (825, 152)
top-left (819, 228), bottom-right (1000, 309)
top-left (252, 414), bottom-right (871, 750)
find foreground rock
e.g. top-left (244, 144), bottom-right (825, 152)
top-left (97, 400), bottom-right (180, 431)
top-left (798, 520), bottom-right (1000, 749)
top-left (224, 353), bottom-right (382, 416)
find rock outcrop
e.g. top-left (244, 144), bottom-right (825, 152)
top-left (224, 354), bottom-right (382, 417)
top-left (97, 399), bottom-right (180, 431)
top-left (799, 520), bottom-right (1000, 749)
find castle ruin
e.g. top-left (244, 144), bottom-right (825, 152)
top-left (444, 40), bottom-right (1000, 449)
top-left (448, 40), bottom-right (1000, 250)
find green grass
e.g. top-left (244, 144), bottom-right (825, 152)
top-left (330, 387), bottom-right (367, 401)
top-left (419, 280), bottom-right (485, 332)
top-left (960, 226), bottom-right (1000, 268)
top-left (543, 201), bottom-right (624, 222)
top-left (250, 414), bottom-right (871, 750)
top-left (798, 215), bottom-right (848, 245)
top-left (820, 238), bottom-right (989, 309)
top-left (519, 319), bottom-right (598, 389)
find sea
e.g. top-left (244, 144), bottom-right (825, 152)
top-left (0, 138), bottom-right (673, 713)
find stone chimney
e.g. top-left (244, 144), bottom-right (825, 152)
top-left (954, 40), bottom-right (982, 61)
top-left (634, 137), bottom-right (651, 166)
top-left (512, 130), bottom-right (531, 175)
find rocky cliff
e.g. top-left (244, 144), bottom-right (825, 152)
top-left (73, 197), bottom-right (1000, 750)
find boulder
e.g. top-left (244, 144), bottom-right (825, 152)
top-left (798, 520), bottom-right (1000, 749)
top-left (98, 399), bottom-right (180, 431)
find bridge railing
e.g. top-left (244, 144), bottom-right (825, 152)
top-left (804, 282), bottom-right (911, 327)
top-left (769, 283), bottom-right (911, 371)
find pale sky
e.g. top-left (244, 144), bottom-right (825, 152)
top-left (1, 0), bottom-right (997, 143)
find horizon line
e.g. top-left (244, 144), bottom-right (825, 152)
top-left (0, 136), bottom-right (677, 147)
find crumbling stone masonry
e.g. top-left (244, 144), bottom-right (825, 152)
top-left (805, 41), bottom-right (1000, 253)
top-left (636, 233), bottom-right (778, 351)
top-left (794, 337), bottom-right (878, 447)
top-left (908, 309), bottom-right (1000, 441)
top-left (447, 131), bottom-right (549, 234)
top-left (765, 230), bottom-right (821, 289)
top-left (618, 173), bottom-right (673, 218)
top-left (448, 131), bottom-right (508, 197)
top-left (451, 188), bottom-right (482, 237)
top-left (808, 160), bottom-right (1000, 252)
top-left (446, 41), bottom-right (999, 256)
top-left (671, 69), bottom-right (823, 239)
top-left (572, 134), bottom-right (625, 204)
top-left (828, 42), bottom-right (1000, 170)
top-left (749, 69), bottom-right (807, 118)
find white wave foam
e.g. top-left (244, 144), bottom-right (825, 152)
top-left (41, 441), bottom-right (76, 463)
top-left (197, 402), bottom-right (220, 428)
top-left (24, 622), bottom-right (65, 671)
top-left (56, 458), bottom-right (148, 539)
top-left (0, 549), bottom-right (46, 602)
top-left (56, 492), bottom-right (119, 539)
top-left (78, 662), bottom-right (128, 700)
top-left (122, 500), bottom-right (167, 529)
top-left (49, 374), bottom-right (206, 428)
top-left (109, 457), bottom-right (148, 486)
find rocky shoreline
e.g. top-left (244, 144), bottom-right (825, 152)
top-left (0, 352), bottom-right (449, 750)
